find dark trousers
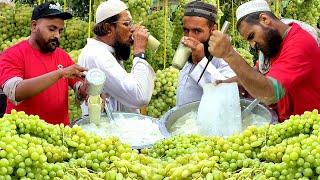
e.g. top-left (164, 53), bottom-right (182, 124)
top-left (0, 93), bottom-right (6, 118)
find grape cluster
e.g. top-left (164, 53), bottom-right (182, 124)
top-left (144, 10), bottom-right (175, 70)
top-left (68, 49), bottom-right (82, 63)
top-left (0, 36), bottom-right (28, 52)
top-left (60, 18), bottom-right (88, 52)
top-left (283, 0), bottom-right (320, 27)
top-left (0, 110), bottom-right (167, 179)
top-left (1, 108), bottom-right (320, 179)
top-left (13, 4), bottom-right (32, 39)
top-left (236, 47), bottom-right (254, 67)
top-left (68, 89), bottom-right (81, 122)
top-left (0, 3), bottom-right (15, 46)
top-left (171, 0), bottom-right (189, 50)
top-left (125, 0), bottom-right (151, 23)
top-left (147, 67), bottom-right (179, 118)
top-left (67, 49), bottom-right (82, 121)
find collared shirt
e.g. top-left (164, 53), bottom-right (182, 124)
top-left (176, 56), bottom-right (236, 106)
top-left (78, 38), bottom-right (155, 114)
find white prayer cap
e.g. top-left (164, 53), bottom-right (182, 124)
top-left (236, 0), bottom-right (271, 22)
top-left (96, 0), bottom-right (128, 24)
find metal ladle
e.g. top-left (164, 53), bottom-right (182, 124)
top-left (104, 99), bottom-right (115, 122)
top-left (241, 99), bottom-right (260, 120)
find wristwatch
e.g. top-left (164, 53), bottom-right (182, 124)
top-left (134, 52), bottom-right (146, 60)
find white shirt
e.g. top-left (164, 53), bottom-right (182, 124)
top-left (78, 38), bottom-right (155, 114)
top-left (176, 56), bottom-right (235, 106)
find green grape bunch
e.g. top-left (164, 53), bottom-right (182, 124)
top-left (13, 4), bottom-right (33, 39)
top-left (60, 18), bottom-right (88, 52)
top-left (67, 49), bottom-right (82, 121)
top-left (282, 0), bottom-right (320, 27)
top-left (144, 9), bottom-right (175, 70)
top-left (1, 106), bottom-right (320, 178)
top-left (147, 67), bottom-right (179, 118)
top-left (236, 47), bottom-right (254, 67)
top-left (125, 0), bottom-right (151, 22)
top-left (0, 36), bottom-right (28, 52)
top-left (68, 49), bottom-right (82, 63)
top-left (0, 3), bottom-right (15, 45)
top-left (68, 89), bottom-right (82, 122)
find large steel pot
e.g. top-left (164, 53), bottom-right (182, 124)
top-left (71, 113), bottom-right (163, 149)
top-left (159, 99), bottom-right (278, 137)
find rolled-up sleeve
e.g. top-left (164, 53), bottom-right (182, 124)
top-left (0, 49), bottom-right (25, 104)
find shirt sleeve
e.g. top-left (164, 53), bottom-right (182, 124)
top-left (79, 51), bottom-right (155, 109)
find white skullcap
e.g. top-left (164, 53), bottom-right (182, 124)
top-left (236, 0), bottom-right (271, 22)
top-left (96, 0), bottom-right (128, 24)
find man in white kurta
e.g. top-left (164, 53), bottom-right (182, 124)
top-left (78, 0), bottom-right (155, 114)
top-left (176, 1), bottom-right (236, 107)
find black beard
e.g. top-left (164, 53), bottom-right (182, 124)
top-left (260, 26), bottom-right (282, 59)
top-left (114, 40), bottom-right (131, 61)
top-left (35, 33), bottom-right (59, 53)
top-left (188, 41), bottom-right (212, 63)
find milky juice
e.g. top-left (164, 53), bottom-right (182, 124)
top-left (147, 35), bottom-right (160, 52)
top-left (172, 42), bottom-right (192, 70)
top-left (86, 68), bottom-right (106, 96)
top-left (88, 95), bottom-right (102, 124)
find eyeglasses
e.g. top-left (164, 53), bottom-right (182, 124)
top-left (111, 20), bottom-right (133, 28)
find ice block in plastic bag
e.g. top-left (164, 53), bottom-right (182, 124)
top-left (196, 83), bottom-right (242, 137)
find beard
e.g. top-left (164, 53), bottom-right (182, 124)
top-left (114, 39), bottom-right (131, 61)
top-left (258, 26), bottom-right (282, 59)
top-left (35, 31), bottom-right (60, 53)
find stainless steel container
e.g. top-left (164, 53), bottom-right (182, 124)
top-left (71, 113), bottom-right (162, 149)
top-left (159, 99), bottom-right (278, 137)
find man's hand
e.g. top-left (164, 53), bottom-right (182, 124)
top-left (100, 93), bottom-right (108, 112)
top-left (60, 64), bottom-right (88, 79)
top-left (133, 25), bottom-right (149, 54)
top-left (78, 80), bottom-right (88, 101)
top-left (215, 76), bottom-right (239, 85)
top-left (182, 36), bottom-right (205, 64)
top-left (208, 31), bottom-right (235, 61)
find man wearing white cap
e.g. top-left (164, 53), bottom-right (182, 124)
top-left (208, 0), bottom-right (320, 122)
top-left (78, 0), bottom-right (155, 114)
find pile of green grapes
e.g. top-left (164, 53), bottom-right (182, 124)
top-left (147, 67), bottom-right (179, 118)
top-left (283, 0), bottom-right (320, 27)
top-left (0, 3), bottom-right (15, 45)
top-left (0, 110), bottom-right (166, 179)
top-left (145, 9), bottom-right (175, 70)
top-left (60, 18), bottom-right (88, 52)
top-left (171, 0), bottom-right (189, 50)
top-left (0, 36), bottom-right (28, 52)
top-left (236, 47), bottom-right (254, 67)
top-left (67, 49), bottom-right (82, 121)
top-left (145, 110), bottom-right (320, 179)
top-left (1, 108), bottom-right (320, 179)
top-left (67, 89), bottom-right (82, 122)
top-left (13, 4), bottom-right (32, 39)
top-left (125, 0), bottom-right (151, 22)
top-left (93, 0), bottom-right (151, 23)
top-left (68, 49), bottom-right (82, 63)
